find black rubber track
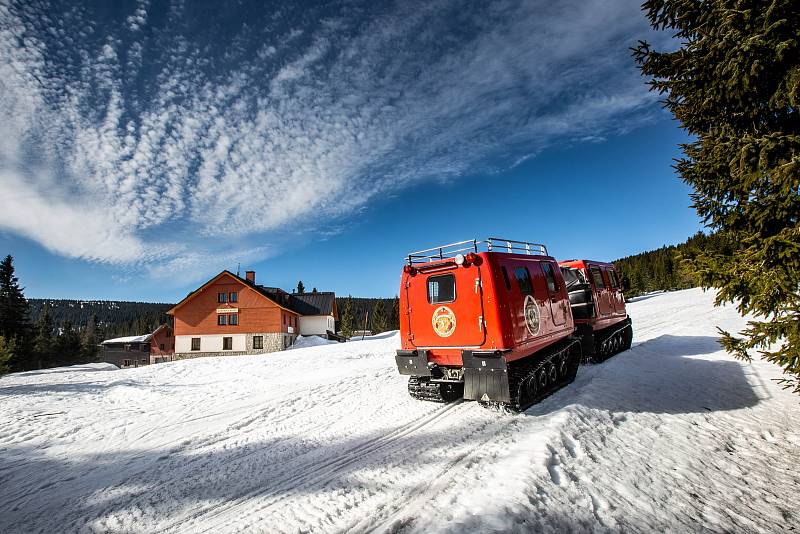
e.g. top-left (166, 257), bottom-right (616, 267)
top-left (503, 338), bottom-right (582, 411)
top-left (592, 322), bottom-right (633, 363)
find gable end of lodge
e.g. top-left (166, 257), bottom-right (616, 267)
top-left (167, 270), bottom-right (338, 359)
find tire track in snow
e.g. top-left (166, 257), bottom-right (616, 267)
top-left (166, 400), bottom-right (468, 533)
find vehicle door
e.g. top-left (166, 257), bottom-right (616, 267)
top-left (539, 261), bottom-right (568, 326)
top-left (605, 267), bottom-right (624, 315)
top-left (589, 265), bottom-right (613, 316)
top-left (505, 262), bottom-right (549, 345)
top-left (405, 262), bottom-right (486, 347)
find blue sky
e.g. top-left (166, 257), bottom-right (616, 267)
top-left (0, 0), bottom-right (699, 302)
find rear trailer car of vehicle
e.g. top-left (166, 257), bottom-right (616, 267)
top-left (558, 259), bottom-right (633, 362)
top-left (395, 238), bottom-right (582, 411)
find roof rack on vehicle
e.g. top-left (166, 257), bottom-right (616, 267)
top-left (406, 237), bottom-right (548, 265)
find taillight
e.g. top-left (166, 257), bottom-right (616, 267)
top-left (403, 264), bottom-right (417, 276)
top-left (466, 252), bottom-right (482, 266)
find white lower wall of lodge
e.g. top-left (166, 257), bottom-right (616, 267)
top-left (174, 332), bottom-right (296, 358)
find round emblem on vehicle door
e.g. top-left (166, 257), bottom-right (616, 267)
top-left (432, 306), bottom-right (457, 338)
top-left (524, 295), bottom-right (540, 336)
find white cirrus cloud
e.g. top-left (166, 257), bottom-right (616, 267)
top-left (0, 0), bottom-right (665, 283)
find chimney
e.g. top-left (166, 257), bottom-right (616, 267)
top-left (245, 270), bottom-right (255, 284)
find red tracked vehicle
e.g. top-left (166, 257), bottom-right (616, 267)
top-left (394, 238), bottom-right (583, 410)
top-left (558, 259), bottom-right (632, 362)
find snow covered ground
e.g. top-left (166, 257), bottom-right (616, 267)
top-left (1, 288), bottom-right (797, 533)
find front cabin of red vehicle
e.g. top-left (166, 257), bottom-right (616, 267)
top-left (558, 259), bottom-right (632, 361)
top-left (395, 238), bottom-right (582, 410)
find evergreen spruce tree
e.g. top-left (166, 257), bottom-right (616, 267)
top-left (81, 314), bottom-right (100, 362)
top-left (33, 304), bottom-right (54, 369)
top-left (634, 1), bottom-right (800, 391)
top-left (55, 321), bottom-right (82, 365)
top-left (340, 296), bottom-right (355, 339)
top-left (0, 335), bottom-right (14, 375)
top-left (296, 281), bottom-right (305, 293)
top-left (371, 300), bottom-right (387, 334)
top-left (390, 297), bottom-right (400, 330)
top-left (0, 255), bottom-right (33, 370)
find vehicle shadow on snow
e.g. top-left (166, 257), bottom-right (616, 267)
top-left (531, 334), bottom-right (763, 416)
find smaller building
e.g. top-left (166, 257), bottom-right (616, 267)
top-left (100, 324), bottom-right (175, 368)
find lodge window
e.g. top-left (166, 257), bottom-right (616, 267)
top-left (427, 274), bottom-right (456, 304)
top-left (159, 343), bottom-right (165, 350)
top-left (542, 263), bottom-right (558, 294)
top-left (229, 314), bottom-right (238, 326)
top-left (191, 338), bottom-right (200, 351)
top-left (590, 267), bottom-right (606, 289)
top-left (218, 292), bottom-right (227, 303)
top-left (514, 267), bottom-right (533, 295)
top-left (123, 359), bottom-right (131, 367)
top-left (223, 337), bottom-right (233, 350)
top-left (218, 315), bottom-right (227, 326)
top-left (253, 336), bottom-right (263, 350)
top-left (229, 292), bottom-right (238, 303)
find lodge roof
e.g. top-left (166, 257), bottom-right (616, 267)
top-left (255, 286), bottom-right (335, 316)
top-left (289, 292), bottom-right (336, 316)
top-left (168, 271), bottom-right (336, 317)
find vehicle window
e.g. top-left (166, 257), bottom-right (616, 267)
top-left (501, 266), bottom-right (511, 290)
top-left (607, 269), bottom-right (619, 288)
top-left (514, 267), bottom-right (533, 295)
top-left (427, 274), bottom-right (456, 303)
top-left (560, 267), bottom-right (585, 289)
top-left (590, 267), bottom-right (606, 289)
top-left (542, 263), bottom-right (558, 294)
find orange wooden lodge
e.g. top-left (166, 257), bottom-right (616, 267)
top-left (167, 270), bottom-right (338, 358)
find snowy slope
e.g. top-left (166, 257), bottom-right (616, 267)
top-left (0, 288), bottom-right (798, 533)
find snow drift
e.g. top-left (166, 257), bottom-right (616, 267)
top-left (0, 288), bottom-right (797, 533)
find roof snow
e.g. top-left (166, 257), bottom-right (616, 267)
top-left (101, 334), bottom-right (151, 344)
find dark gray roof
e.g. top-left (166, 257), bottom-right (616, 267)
top-left (254, 284), bottom-right (335, 316)
top-left (289, 292), bottom-right (336, 316)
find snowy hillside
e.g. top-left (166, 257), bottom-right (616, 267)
top-left (1, 288), bottom-right (798, 533)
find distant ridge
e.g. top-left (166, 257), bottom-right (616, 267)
top-left (27, 299), bottom-right (173, 338)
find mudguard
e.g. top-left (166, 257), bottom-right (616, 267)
top-left (395, 349), bottom-right (431, 376)
top-left (461, 350), bottom-right (511, 403)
